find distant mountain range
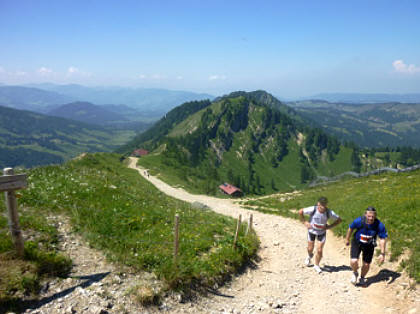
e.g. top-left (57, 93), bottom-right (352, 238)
top-left (25, 83), bottom-right (214, 117)
top-left (3, 86), bottom-right (420, 171)
top-left (288, 100), bottom-right (420, 148)
top-left (0, 86), bottom-right (75, 112)
top-left (0, 84), bottom-right (214, 121)
top-left (305, 93), bottom-right (420, 103)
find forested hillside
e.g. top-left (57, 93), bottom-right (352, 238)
top-left (0, 106), bottom-right (136, 168)
top-left (116, 99), bottom-right (213, 154)
top-left (0, 86), bottom-right (74, 112)
top-left (121, 91), bottom-right (358, 195)
top-left (290, 100), bottom-right (420, 148)
top-left (47, 101), bottom-right (129, 125)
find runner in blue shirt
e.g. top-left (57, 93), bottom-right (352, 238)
top-left (345, 206), bottom-right (388, 286)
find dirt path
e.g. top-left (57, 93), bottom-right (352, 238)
top-left (129, 157), bottom-right (419, 314)
top-left (25, 215), bottom-right (160, 314)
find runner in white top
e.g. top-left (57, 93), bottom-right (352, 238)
top-left (298, 197), bottom-right (342, 274)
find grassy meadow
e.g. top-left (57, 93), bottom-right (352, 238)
top-left (242, 169), bottom-right (420, 282)
top-left (0, 153), bottom-right (258, 311)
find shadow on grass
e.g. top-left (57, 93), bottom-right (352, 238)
top-left (366, 269), bottom-right (401, 287)
top-left (322, 264), bottom-right (352, 273)
top-left (1, 272), bottom-right (110, 313)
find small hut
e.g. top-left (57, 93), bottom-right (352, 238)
top-left (219, 182), bottom-right (242, 197)
top-left (132, 149), bottom-right (149, 157)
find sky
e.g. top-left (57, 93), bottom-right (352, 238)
top-left (1, 0), bottom-right (420, 98)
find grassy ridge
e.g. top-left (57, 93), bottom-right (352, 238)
top-left (243, 169), bottom-right (420, 282)
top-left (1, 153), bottom-right (258, 310)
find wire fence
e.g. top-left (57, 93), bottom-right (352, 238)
top-left (309, 164), bottom-right (420, 187)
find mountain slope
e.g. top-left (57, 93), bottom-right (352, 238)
top-left (0, 105), bottom-right (135, 168)
top-left (47, 101), bottom-right (129, 125)
top-left (289, 100), bottom-right (420, 147)
top-left (0, 86), bottom-right (74, 112)
top-left (122, 91), bottom-right (356, 195)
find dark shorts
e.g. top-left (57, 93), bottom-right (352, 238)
top-left (350, 239), bottom-right (374, 263)
top-left (308, 231), bottom-right (326, 243)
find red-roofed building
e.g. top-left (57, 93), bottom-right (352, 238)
top-left (132, 149), bottom-right (149, 157)
top-left (219, 182), bottom-right (242, 197)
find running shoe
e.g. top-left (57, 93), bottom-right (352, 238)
top-left (350, 271), bottom-right (358, 285)
top-left (304, 256), bottom-right (312, 266)
top-left (359, 277), bottom-right (367, 286)
top-left (313, 265), bottom-right (322, 274)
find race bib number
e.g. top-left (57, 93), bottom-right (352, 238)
top-left (312, 223), bottom-right (326, 230)
top-left (360, 234), bottom-right (372, 243)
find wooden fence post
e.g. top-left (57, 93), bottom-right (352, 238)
top-left (173, 214), bottom-right (180, 264)
top-left (1, 168), bottom-right (27, 258)
top-left (233, 214), bottom-right (242, 249)
top-left (246, 213), bottom-right (253, 235)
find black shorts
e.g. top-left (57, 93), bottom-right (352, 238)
top-left (350, 239), bottom-right (374, 263)
top-left (307, 231), bottom-right (326, 243)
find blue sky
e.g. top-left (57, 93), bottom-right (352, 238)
top-left (1, 0), bottom-right (420, 98)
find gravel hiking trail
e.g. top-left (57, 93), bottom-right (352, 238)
top-left (128, 157), bottom-right (419, 314)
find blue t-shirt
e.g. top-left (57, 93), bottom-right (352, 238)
top-left (349, 216), bottom-right (387, 244)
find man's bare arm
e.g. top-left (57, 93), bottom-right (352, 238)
top-left (345, 228), bottom-right (353, 246)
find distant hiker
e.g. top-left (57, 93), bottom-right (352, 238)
top-left (345, 206), bottom-right (388, 286)
top-left (299, 196), bottom-right (342, 274)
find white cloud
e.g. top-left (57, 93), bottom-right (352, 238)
top-left (66, 66), bottom-right (92, 77)
top-left (176, 75), bottom-right (183, 80)
top-left (393, 59), bottom-right (420, 74)
top-left (38, 67), bottom-right (53, 75)
top-left (138, 74), bottom-right (147, 79)
top-left (67, 66), bottom-right (80, 75)
top-left (209, 75), bottom-right (227, 81)
top-left (0, 66), bottom-right (4, 73)
top-left (15, 71), bottom-right (27, 76)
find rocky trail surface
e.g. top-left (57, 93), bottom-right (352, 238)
top-left (22, 158), bottom-right (418, 314)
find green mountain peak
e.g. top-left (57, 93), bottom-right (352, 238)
top-left (122, 91), bottom-right (353, 195)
